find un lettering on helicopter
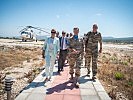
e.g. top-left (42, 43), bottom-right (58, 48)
top-left (20, 26), bottom-right (50, 42)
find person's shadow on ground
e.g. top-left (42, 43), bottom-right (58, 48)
top-left (79, 75), bottom-right (93, 84)
top-left (46, 81), bottom-right (75, 94)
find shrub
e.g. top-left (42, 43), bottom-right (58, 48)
top-left (122, 61), bottom-right (128, 65)
top-left (6, 72), bottom-right (11, 75)
top-left (128, 81), bottom-right (133, 86)
top-left (114, 72), bottom-right (124, 80)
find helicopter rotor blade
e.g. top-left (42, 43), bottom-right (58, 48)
top-left (19, 26), bottom-right (51, 35)
top-left (19, 27), bottom-right (28, 33)
top-left (30, 26), bottom-right (50, 34)
top-left (35, 27), bottom-right (51, 31)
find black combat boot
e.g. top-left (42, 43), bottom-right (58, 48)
top-left (86, 70), bottom-right (91, 77)
top-left (92, 71), bottom-right (97, 81)
top-left (74, 76), bottom-right (79, 88)
top-left (69, 74), bottom-right (74, 83)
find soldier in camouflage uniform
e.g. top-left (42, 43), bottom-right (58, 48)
top-left (84, 24), bottom-right (102, 80)
top-left (68, 27), bottom-right (84, 88)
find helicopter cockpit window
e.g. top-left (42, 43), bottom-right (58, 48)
top-left (21, 32), bottom-right (29, 35)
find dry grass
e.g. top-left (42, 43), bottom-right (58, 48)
top-left (0, 46), bottom-right (42, 70)
top-left (98, 50), bottom-right (133, 100)
top-left (0, 46), bottom-right (44, 99)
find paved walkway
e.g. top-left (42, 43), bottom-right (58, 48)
top-left (15, 63), bottom-right (111, 100)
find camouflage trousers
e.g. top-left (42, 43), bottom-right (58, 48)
top-left (68, 55), bottom-right (82, 77)
top-left (81, 52), bottom-right (84, 65)
top-left (85, 50), bottom-right (98, 76)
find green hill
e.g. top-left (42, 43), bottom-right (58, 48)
top-left (103, 37), bottom-right (133, 44)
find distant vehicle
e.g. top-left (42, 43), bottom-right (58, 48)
top-left (20, 26), bottom-right (50, 42)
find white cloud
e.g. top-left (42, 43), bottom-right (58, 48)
top-left (96, 13), bottom-right (102, 16)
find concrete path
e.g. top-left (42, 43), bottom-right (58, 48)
top-left (15, 63), bottom-right (111, 100)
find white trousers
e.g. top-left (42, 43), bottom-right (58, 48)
top-left (45, 52), bottom-right (56, 78)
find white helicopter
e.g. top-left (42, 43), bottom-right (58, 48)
top-left (20, 26), bottom-right (50, 42)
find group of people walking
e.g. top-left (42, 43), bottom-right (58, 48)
top-left (42, 24), bottom-right (102, 88)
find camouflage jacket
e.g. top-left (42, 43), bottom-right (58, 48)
top-left (68, 36), bottom-right (84, 57)
top-left (84, 31), bottom-right (102, 52)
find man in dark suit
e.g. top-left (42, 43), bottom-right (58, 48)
top-left (58, 31), bottom-right (68, 73)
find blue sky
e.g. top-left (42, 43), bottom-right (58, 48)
top-left (0, 0), bottom-right (133, 37)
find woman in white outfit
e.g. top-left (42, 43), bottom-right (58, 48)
top-left (42, 29), bottom-right (60, 81)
